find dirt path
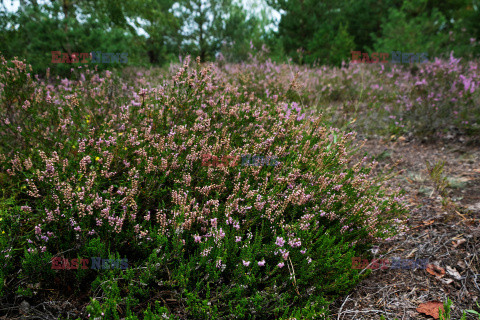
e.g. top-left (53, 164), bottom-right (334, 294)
top-left (331, 136), bottom-right (480, 320)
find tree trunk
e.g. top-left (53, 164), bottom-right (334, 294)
top-left (198, 1), bottom-right (205, 62)
top-left (62, 0), bottom-right (73, 56)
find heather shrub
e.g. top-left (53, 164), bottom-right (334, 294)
top-left (209, 54), bottom-right (480, 138)
top-left (0, 54), bottom-right (408, 318)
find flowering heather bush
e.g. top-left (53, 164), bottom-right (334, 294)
top-left (148, 53), bottom-right (479, 139)
top-left (0, 54), bottom-right (408, 319)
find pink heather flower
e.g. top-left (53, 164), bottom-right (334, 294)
top-left (285, 108), bottom-right (292, 119)
top-left (288, 238), bottom-right (302, 248)
top-left (22, 100), bottom-right (30, 110)
top-left (194, 235), bottom-right (201, 243)
top-left (61, 78), bottom-right (70, 87)
top-left (201, 248), bottom-right (211, 257)
top-left (210, 218), bottom-right (217, 228)
top-left (258, 260), bottom-right (266, 267)
top-left (235, 236), bottom-right (242, 242)
top-left (243, 260), bottom-right (250, 267)
top-left (277, 262), bottom-right (284, 268)
top-left (282, 251), bottom-right (289, 260)
top-left (307, 257), bottom-right (312, 264)
top-left (21, 206), bottom-right (32, 213)
top-left (300, 249), bottom-right (306, 254)
top-left (34, 225), bottom-right (41, 235)
top-left (131, 100), bottom-right (141, 107)
top-left (275, 237), bottom-right (285, 247)
top-left (216, 259), bottom-right (223, 269)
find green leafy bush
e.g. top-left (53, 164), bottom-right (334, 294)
top-left (372, 4), bottom-right (448, 57)
top-left (306, 23), bottom-right (356, 67)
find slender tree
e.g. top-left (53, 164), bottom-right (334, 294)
top-left (175, 0), bottom-right (235, 61)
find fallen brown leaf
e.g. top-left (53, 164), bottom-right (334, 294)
top-left (417, 301), bottom-right (445, 319)
top-left (426, 264), bottom-right (445, 278)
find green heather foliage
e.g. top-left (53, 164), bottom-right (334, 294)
top-left (0, 54), bottom-right (409, 318)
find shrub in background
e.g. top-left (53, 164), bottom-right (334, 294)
top-left (200, 52), bottom-right (480, 139)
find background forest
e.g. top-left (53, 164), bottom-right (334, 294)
top-left (1, 0), bottom-right (480, 75)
